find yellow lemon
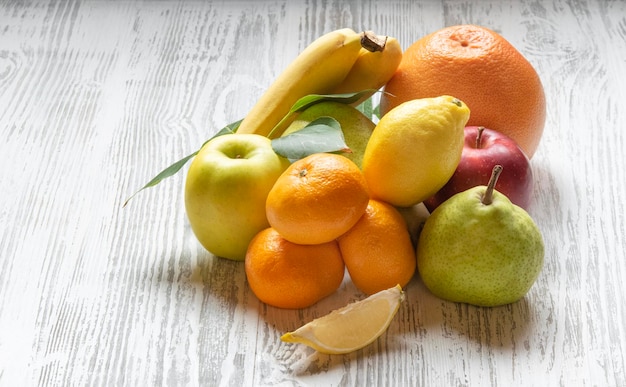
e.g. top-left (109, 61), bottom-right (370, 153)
top-left (362, 95), bottom-right (470, 207)
top-left (280, 285), bottom-right (404, 354)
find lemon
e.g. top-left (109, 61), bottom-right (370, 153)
top-left (362, 95), bottom-right (470, 207)
top-left (280, 285), bottom-right (404, 355)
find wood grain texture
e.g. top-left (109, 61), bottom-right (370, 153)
top-left (1, 0), bottom-right (625, 386)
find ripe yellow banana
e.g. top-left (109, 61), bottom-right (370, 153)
top-left (236, 28), bottom-right (378, 139)
top-left (331, 33), bottom-right (403, 105)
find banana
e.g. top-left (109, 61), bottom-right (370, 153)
top-left (236, 28), bottom-right (372, 138)
top-left (330, 33), bottom-right (403, 105)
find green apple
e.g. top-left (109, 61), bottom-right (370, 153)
top-left (184, 133), bottom-right (291, 261)
top-left (282, 101), bottom-right (375, 168)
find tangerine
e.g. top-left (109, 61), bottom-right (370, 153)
top-left (338, 200), bottom-right (416, 295)
top-left (266, 153), bottom-right (370, 245)
top-left (380, 24), bottom-right (546, 158)
top-left (244, 227), bottom-right (345, 309)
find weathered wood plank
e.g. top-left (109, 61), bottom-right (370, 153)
top-left (0, 0), bottom-right (625, 386)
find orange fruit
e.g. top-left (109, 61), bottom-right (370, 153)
top-left (244, 227), bottom-right (345, 309)
top-left (266, 153), bottom-right (370, 245)
top-left (380, 24), bottom-right (546, 158)
top-left (338, 200), bottom-right (416, 295)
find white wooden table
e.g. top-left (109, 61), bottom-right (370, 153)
top-left (1, 1), bottom-right (625, 386)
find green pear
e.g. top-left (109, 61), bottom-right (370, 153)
top-left (282, 101), bottom-right (375, 168)
top-left (416, 165), bottom-right (544, 307)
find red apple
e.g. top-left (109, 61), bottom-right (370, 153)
top-left (423, 126), bottom-right (534, 213)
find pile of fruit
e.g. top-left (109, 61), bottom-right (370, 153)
top-left (132, 25), bottom-right (547, 354)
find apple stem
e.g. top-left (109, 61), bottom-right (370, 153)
top-left (482, 165), bottom-right (503, 205)
top-left (475, 126), bottom-right (485, 149)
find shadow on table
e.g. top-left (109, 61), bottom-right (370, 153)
top-left (404, 277), bottom-right (539, 350)
top-left (182, 243), bottom-right (540, 381)
top-left (269, 277), bottom-right (540, 379)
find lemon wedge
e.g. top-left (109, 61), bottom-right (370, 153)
top-left (280, 285), bottom-right (405, 354)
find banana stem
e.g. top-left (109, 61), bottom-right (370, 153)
top-left (361, 31), bottom-right (387, 52)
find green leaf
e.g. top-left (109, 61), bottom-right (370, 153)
top-left (290, 89), bottom-right (377, 111)
top-left (356, 91), bottom-right (387, 122)
top-left (122, 119), bottom-right (242, 207)
top-left (271, 117), bottom-right (350, 161)
top-left (372, 102), bottom-right (381, 121)
top-left (123, 89), bottom-right (381, 207)
top-left (267, 90), bottom-right (377, 138)
top-left (216, 119), bottom-right (243, 136)
top-left (356, 97), bottom-right (374, 119)
top-left (122, 152), bottom-right (198, 207)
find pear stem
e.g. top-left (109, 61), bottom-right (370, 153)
top-left (482, 165), bottom-right (503, 205)
top-left (475, 126), bottom-right (485, 149)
